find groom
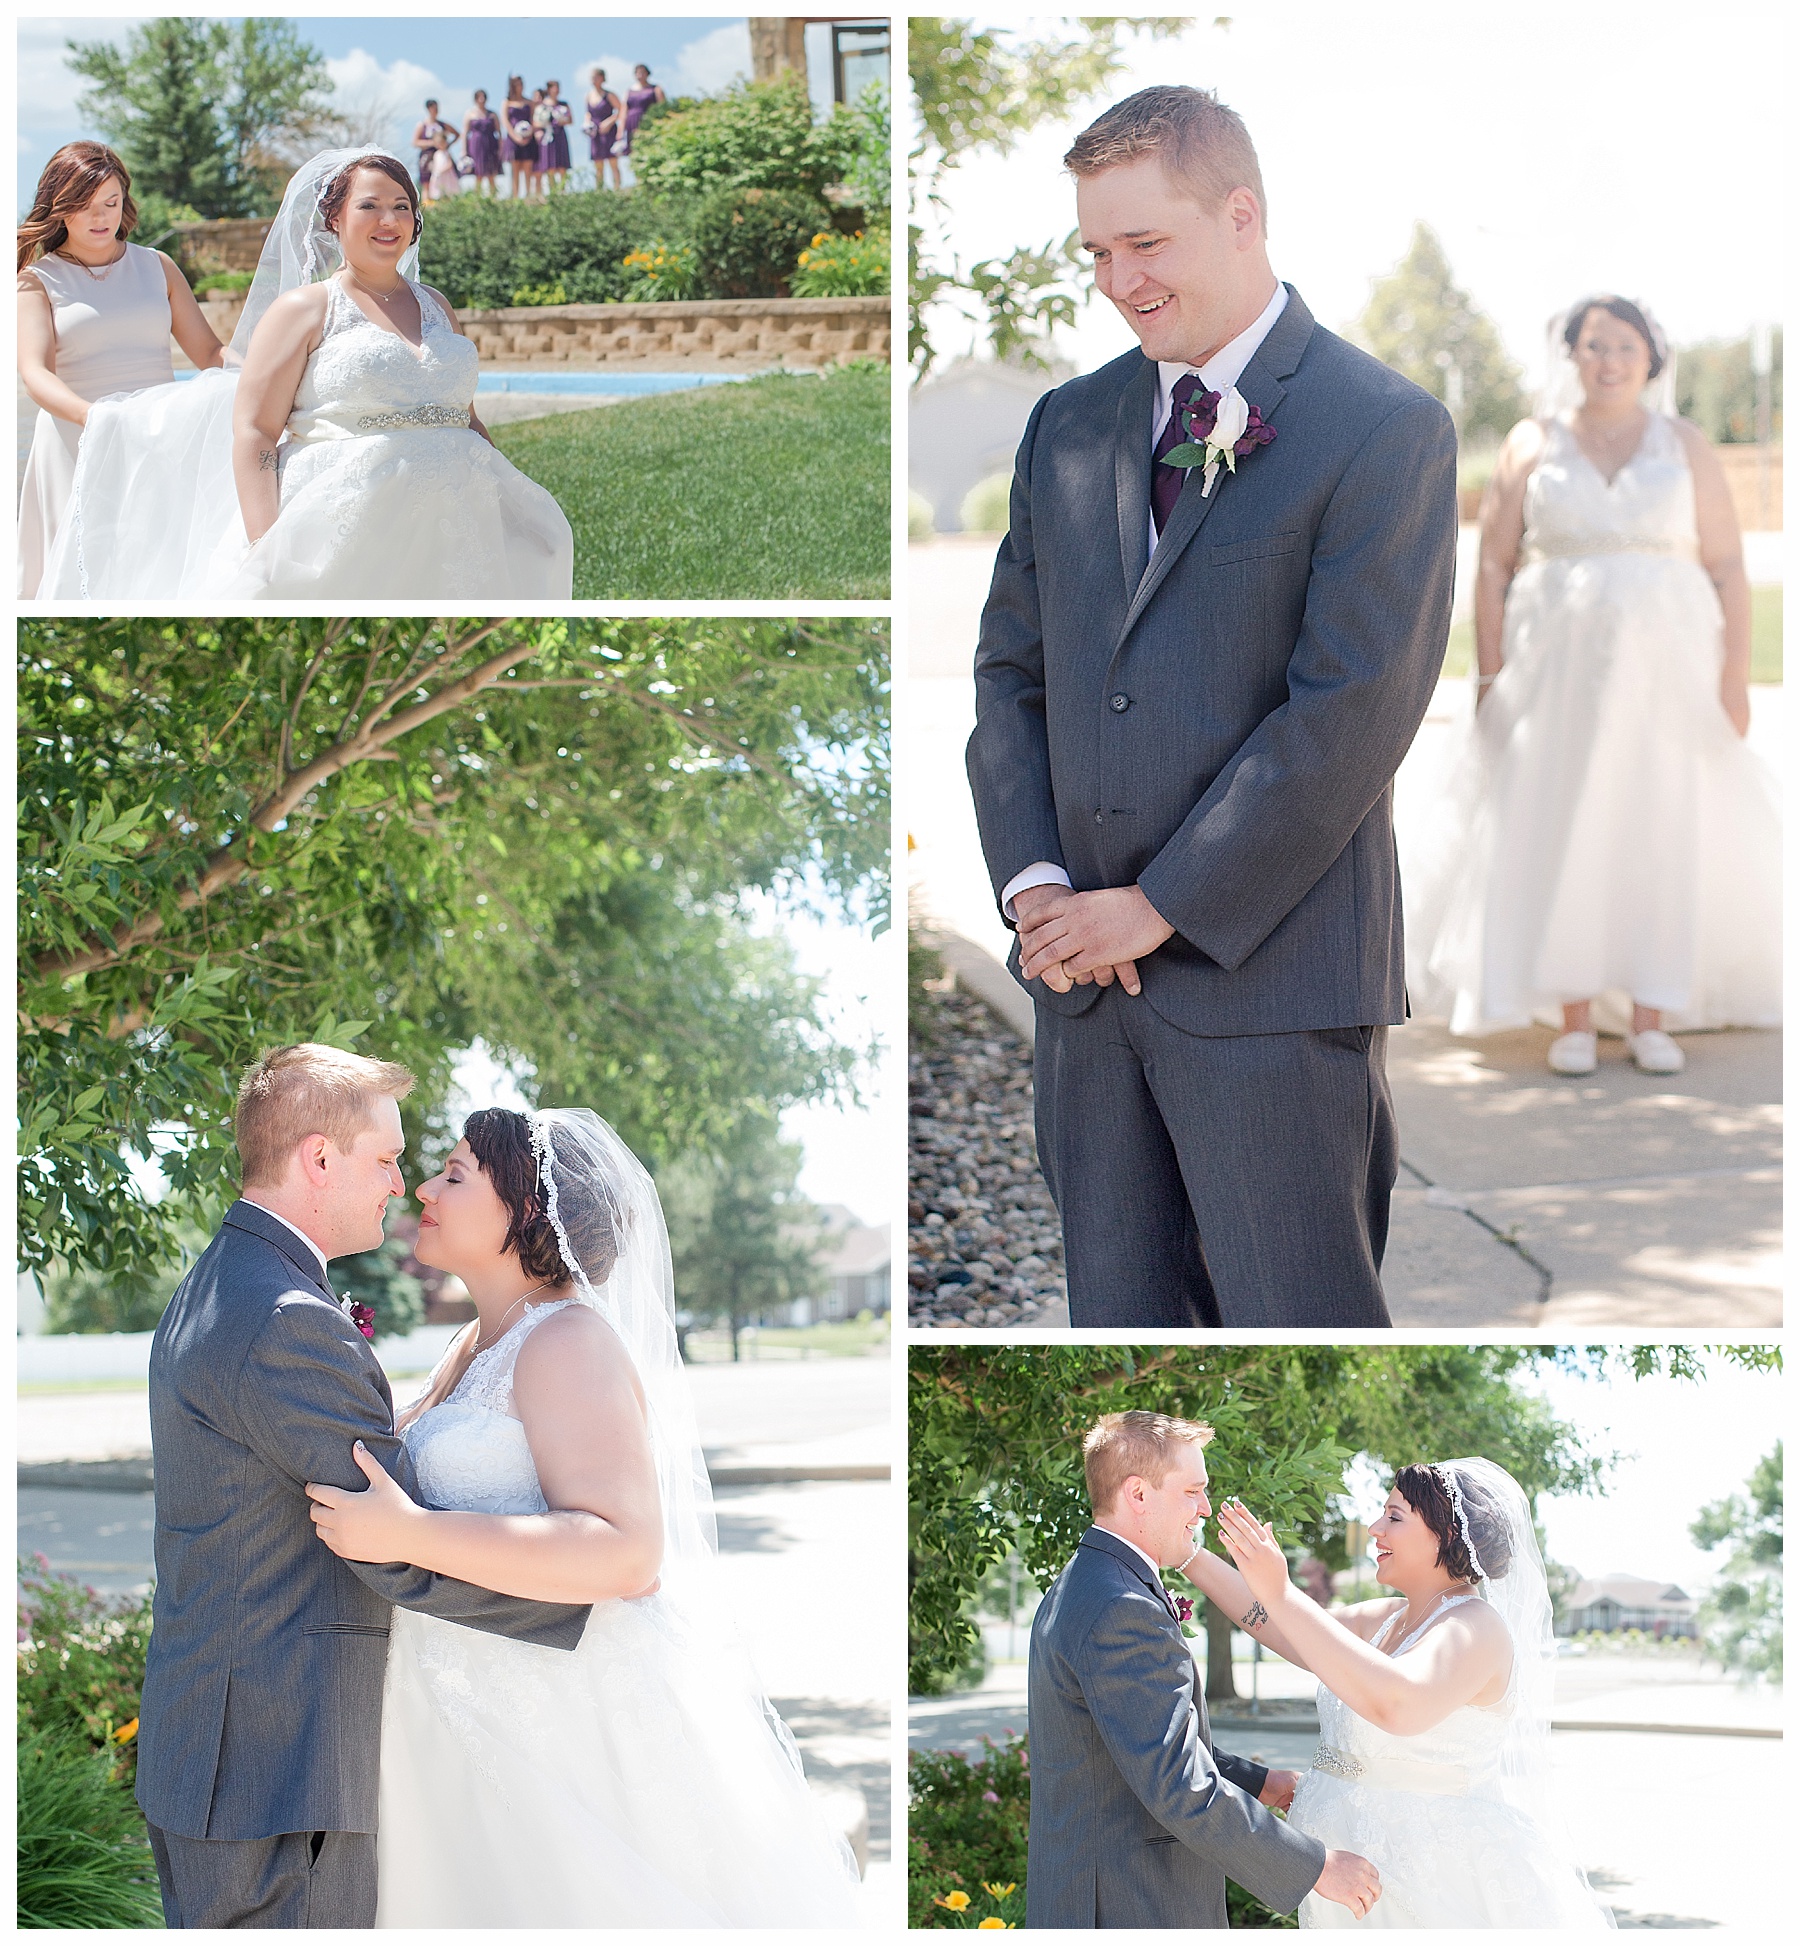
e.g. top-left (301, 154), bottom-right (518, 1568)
top-left (135, 1044), bottom-right (591, 1928)
top-left (1028, 1412), bottom-right (1380, 1926)
top-left (967, 86), bottom-right (1458, 1327)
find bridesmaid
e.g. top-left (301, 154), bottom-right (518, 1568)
top-left (464, 90), bottom-right (502, 198)
top-left (525, 87), bottom-right (550, 199)
top-left (17, 141), bottom-right (227, 596)
top-left (621, 64), bottom-right (667, 169)
top-left (501, 77), bottom-right (536, 200)
top-left (585, 69), bottom-right (623, 191)
top-left (540, 79), bottom-right (572, 193)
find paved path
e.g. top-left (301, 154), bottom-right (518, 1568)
top-left (909, 1655), bottom-right (1781, 1928)
top-left (907, 539), bottom-right (1784, 1326)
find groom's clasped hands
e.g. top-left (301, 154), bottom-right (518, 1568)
top-left (1013, 882), bottom-right (1175, 995)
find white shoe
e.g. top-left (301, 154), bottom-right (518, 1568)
top-left (1627, 1028), bottom-right (1685, 1074)
top-left (1547, 1030), bottom-right (1598, 1075)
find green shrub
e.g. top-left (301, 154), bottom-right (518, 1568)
top-left (511, 280), bottom-right (569, 308)
top-left (332, 1233), bottom-right (426, 1343)
top-left (18, 1562), bottom-right (154, 1787)
top-left (621, 240), bottom-right (703, 303)
top-left (833, 83), bottom-right (891, 219)
top-left (631, 75), bottom-right (858, 200)
top-left (192, 270), bottom-right (255, 298)
top-left (791, 227), bottom-right (889, 299)
top-left (691, 187), bottom-right (833, 301)
top-left (17, 1730), bottom-right (165, 1929)
top-left (958, 471), bottom-right (1013, 536)
top-left (418, 190), bottom-right (689, 310)
top-left (910, 1734), bottom-right (1030, 1928)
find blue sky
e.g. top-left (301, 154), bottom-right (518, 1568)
top-left (19, 16), bottom-right (774, 202)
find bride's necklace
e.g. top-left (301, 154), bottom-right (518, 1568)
top-left (342, 269), bottom-right (411, 310)
top-left (471, 1279), bottom-right (557, 1353)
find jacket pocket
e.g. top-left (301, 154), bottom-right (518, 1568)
top-left (1199, 531), bottom-right (1302, 566)
top-left (300, 1622), bottom-right (389, 1637)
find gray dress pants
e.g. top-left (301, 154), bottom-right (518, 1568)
top-left (1033, 986), bottom-right (1397, 1328)
top-left (147, 1823), bottom-right (378, 1929)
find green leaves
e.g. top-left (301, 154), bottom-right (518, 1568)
top-left (1160, 442), bottom-right (1211, 467)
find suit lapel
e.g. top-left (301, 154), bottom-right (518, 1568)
top-left (223, 1200), bottom-right (336, 1302)
top-left (1113, 357), bottom-right (1158, 597)
top-left (1115, 284), bottom-right (1317, 648)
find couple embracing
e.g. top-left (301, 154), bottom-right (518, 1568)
top-left (134, 1044), bottom-right (857, 1927)
top-left (1029, 1411), bottom-right (1613, 1928)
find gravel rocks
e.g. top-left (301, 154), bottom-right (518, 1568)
top-left (909, 981), bottom-right (1067, 1329)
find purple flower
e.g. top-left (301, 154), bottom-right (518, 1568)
top-left (1174, 1596), bottom-right (1194, 1622)
top-left (1182, 388), bottom-right (1223, 441)
top-left (350, 1302), bottom-right (376, 1341)
top-left (1234, 406), bottom-right (1277, 457)
top-left (982, 1790), bottom-right (1000, 1803)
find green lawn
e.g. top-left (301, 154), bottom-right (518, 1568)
top-left (1443, 586), bottom-right (1782, 683)
top-left (494, 364), bottom-right (891, 600)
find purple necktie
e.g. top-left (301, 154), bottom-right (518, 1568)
top-left (1151, 372), bottom-right (1206, 536)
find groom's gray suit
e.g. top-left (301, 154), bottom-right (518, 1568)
top-left (136, 1199), bottom-right (590, 1928)
top-left (967, 286), bottom-right (1457, 1327)
top-left (1027, 1527), bottom-right (1324, 1928)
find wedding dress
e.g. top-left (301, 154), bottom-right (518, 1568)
top-left (374, 1113), bottom-right (860, 1928)
top-left (37, 146), bottom-right (572, 601)
top-left (1400, 410), bottom-right (1780, 1035)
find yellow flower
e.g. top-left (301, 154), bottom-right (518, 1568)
top-left (934, 1890), bottom-right (972, 1912)
top-left (981, 1883), bottom-right (1017, 1899)
top-left (977, 1920), bottom-right (1012, 1930)
top-left (811, 231), bottom-right (829, 247)
top-left (112, 1717), bottom-right (139, 1743)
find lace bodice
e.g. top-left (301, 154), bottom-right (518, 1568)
top-left (287, 277), bottom-right (479, 447)
top-left (402, 1301), bottom-right (578, 1517)
top-left (1313, 1595), bottom-right (1509, 1785)
top-left (1519, 410), bottom-right (1700, 565)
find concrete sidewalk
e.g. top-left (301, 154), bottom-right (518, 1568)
top-left (907, 539), bottom-right (1784, 1327)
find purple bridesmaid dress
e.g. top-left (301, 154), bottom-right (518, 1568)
top-left (622, 85), bottom-right (658, 152)
top-left (465, 111), bottom-right (500, 178)
top-left (585, 91), bottom-right (618, 161)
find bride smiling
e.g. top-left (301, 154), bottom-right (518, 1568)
top-left (39, 147), bottom-right (572, 600)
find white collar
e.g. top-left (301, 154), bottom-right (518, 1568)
top-left (241, 1198), bottom-right (331, 1282)
top-left (1156, 279), bottom-right (1289, 420)
top-left (1096, 1523), bottom-right (1171, 1586)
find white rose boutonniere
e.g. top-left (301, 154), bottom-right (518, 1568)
top-left (1160, 383), bottom-right (1278, 498)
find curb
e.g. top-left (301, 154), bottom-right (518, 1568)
top-left (914, 921), bottom-right (1036, 1044)
top-left (20, 1458), bottom-right (889, 1493)
top-left (1550, 1719), bottom-right (1781, 1739)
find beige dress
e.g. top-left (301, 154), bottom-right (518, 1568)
top-left (18, 242), bottom-right (173, 596)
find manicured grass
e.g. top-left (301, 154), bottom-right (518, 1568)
top-left (1446, 587), bottom-right (1783, 684)
top-left (493, 364), bottom-right (891, 599)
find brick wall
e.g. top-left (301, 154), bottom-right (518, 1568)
top-left (194, 293), bottom-right (890, 372)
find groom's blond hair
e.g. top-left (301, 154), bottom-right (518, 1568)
top-left (235, 1043), bottom-right (416, 1188)
top-left (1084, 1410), bottom-right (1214, 1514)
top-left (1064, 86), bottom-right (1267, 231)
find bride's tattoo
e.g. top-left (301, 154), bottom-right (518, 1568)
top-left (1240, 1599), bottom-right (1269, 1632)
top-left (257, 447), bottom-right (278, 473)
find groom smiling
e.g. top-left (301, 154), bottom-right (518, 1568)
top-left (967, 86), bottom-right (1457, 1327)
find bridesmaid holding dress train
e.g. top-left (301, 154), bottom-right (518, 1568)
top-left (17, 141), bottom-right (227, 596)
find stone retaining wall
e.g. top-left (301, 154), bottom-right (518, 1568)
top-left (193, 293), bottom-right (890, 371)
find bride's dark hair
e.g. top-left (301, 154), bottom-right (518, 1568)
top-left (1393, 1464), bottom-right (1514, 1582)
top-left (1562, 294), bottom-right (1664, 381)
top-left (462, 1107), bottom-right (623, 1286)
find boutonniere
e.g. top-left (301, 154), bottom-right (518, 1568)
top-left (344, 1299), bottom-right (376, 1340)
top-left (1162, 384), bottom-right (1277, 498)
top-left (1174, 1593), bottom-right (1196, 1636)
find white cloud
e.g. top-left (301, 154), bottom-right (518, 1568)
top-left (668, 21), bottom-right (752, 96)
top-left (574, 53), bottom-right (641, 96)
top-left (326, 48), bottom-right (445, 156)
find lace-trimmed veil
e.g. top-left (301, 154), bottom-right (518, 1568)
top-left (1538, 298), bottom-right (1678, 418)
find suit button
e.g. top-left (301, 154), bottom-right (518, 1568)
top-left (1110, 693), bottom-right (1131, 712)
top-left (1094, 810), bottom-right (1104, 824)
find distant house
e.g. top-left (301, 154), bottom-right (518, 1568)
top-left (791, 1203), bottom-right (890, 1322)
top-left (910, 357), bottom-right (1069, 532)
top-left (1558, 1573), bottom-right (1698, 1638)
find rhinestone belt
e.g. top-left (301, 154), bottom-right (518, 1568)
top-left (356, 404), bottom-right (472, 431)
top-left (1521, 536), bottom-right (1688, 562)
top-left (1311, 1744), bottom-right (1364, 1780)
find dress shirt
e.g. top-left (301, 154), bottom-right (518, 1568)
top-left (1095, 1524), bottom-right (1184, 1616)
top-left (241, 1196), bottom-right (332, 1284)
top-left (999, 280), bottom-right (1290, 921)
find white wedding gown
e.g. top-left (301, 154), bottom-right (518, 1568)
top-left (374, 1302), bottom-right (860, 1928)
top-left (1288, 1599), bottom-right (1611, 1928)
top-left (1400, 411), bottom-right (1781, 1035)
top-left (40, 276), bottom-right (572, 601)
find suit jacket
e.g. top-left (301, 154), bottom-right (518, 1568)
top-left (967, 286), bottom-right (1458, 1037)
top-left (1026, 1527), bottom-right (1325, 1928)
top-left (136, 1200), bottom-right (591, 1841)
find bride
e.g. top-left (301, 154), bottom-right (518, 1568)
top-left (304, 1106), bottom-right (859, 1927)
top-left (1185, 1463), bottom-right (1613, 1929)
top-left (39, 147), bottom-right (572, 600)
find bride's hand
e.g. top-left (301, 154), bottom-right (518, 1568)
top-left (1215, 1498), bottom-right (1294, 1614)
top-left (306, 1440), bottom-right (425, 1563)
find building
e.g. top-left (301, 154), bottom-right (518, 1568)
top-left (1558, 1573), bottom-right (1698, 1639)
top-left (791, 1203), bottom-right (890, 1322)
top-left (910, 357), bottom-right (1069, 532)
top-left (749, 17), bottom-right (890, 109)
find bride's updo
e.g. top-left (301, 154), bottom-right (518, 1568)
top-left (317, 152), bottom-right (423, 244)
top-left (462, 1106), bottom-right (623, 1288)
top-left (1394, 1463), bottom-right (1515, 1582)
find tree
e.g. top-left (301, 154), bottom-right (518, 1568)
top-left (1676, 329), bottom-right (1784, 445)
top-left (631, 73), bottom-right (884, 209)
top-left (333, 1235), bottom-right (427, 1345)
top-left (909, 16), bottom-right (1188, 376)
top-left (660, 1111), bottom-right (827, 1359)
top-left (67, 18), bottom-right (340, 219)
top-left (1355, 222), bottom-right (1527, 446)
top-left (1690, 1442), bottom-right (1782, 1678)
top-left (20, 616), bottom-right (888, 1281)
